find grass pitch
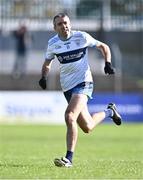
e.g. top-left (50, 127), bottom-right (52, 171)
top-left (0, 124), bottom-right (143, 179)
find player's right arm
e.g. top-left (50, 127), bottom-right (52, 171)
top-left (41, 60), bottom-right (53, 78)
top-left (39, 59), bottom-right (53, 90)
top-left (39, 37), bottom-right (55, 90)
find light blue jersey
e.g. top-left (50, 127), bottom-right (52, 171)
top-left (45, 31), bottom-right (100, 92)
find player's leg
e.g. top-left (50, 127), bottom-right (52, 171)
top-left (77, 103), bottom-right (122, 133)
top-left (65, 93), bottom-right (88, 152)
top-left (54, 93), bottom-right (88, 167)
top-left (77, 105), bottom-right (106, 133)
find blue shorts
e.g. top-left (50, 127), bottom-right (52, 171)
top-left (63, 82), bottom-right (93, 103)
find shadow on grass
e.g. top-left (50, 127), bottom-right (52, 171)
top-left (0, 162), bottom-right (50, 168)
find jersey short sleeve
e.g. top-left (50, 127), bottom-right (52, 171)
top-left (84, 32), bottom-right (100, 47)
top-left (45, 43), bottom-right (55, 61)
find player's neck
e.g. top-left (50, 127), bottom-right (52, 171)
top-left (58, 31), bottom-right (72, 41)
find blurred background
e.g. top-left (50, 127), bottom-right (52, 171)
top-left (0, 0), bottom-right (143, 124)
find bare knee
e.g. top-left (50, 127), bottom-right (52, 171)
top-left (65, 110), bottom-right (76, 126)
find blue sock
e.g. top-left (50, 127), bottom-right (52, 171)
top-left (65, 151), bottom-right (73, 163)
top-left (104, 109), bottom-right (113, 118)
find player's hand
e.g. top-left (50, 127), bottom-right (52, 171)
top-left (104, 62), bottom-right (115, 75)
top-left (39, 77), bottom-right (47, 89)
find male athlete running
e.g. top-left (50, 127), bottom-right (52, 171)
top-left (39, 13), bottom-right (122, 167)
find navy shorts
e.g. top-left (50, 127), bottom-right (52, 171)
top-left (63, 82), bottom-right (94, 103)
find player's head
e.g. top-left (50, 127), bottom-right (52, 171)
top-left (53, 13), bottom-right (71, 39)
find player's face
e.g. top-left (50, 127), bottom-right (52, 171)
top-left (54, 16), bottom-right (71, 39)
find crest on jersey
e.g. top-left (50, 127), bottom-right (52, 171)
top-left (64, 42), bottom-right (71, 49)
top-left (66, 44), bottom-right (70, 49)
top-left (55, 45), bottom-right (61, 49)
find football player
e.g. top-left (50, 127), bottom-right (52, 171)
top-left (39, 13), bottom-right (122, 167)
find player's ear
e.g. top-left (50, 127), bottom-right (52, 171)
top-left (54, 24), bottom-right (57, 31)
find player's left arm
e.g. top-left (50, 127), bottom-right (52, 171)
top-left (96, 42), bottom-right (115, 74)
top-left (96, 42), bottom-right (111, 63)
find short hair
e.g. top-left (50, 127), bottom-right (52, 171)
top-left (53, 13), bottom-right (69, 25)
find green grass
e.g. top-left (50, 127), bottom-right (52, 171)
top-left (0, 124), bottom-right (143, 179)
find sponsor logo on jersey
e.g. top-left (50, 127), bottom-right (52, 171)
top-left (56, 47), bottom-right (87, 64)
